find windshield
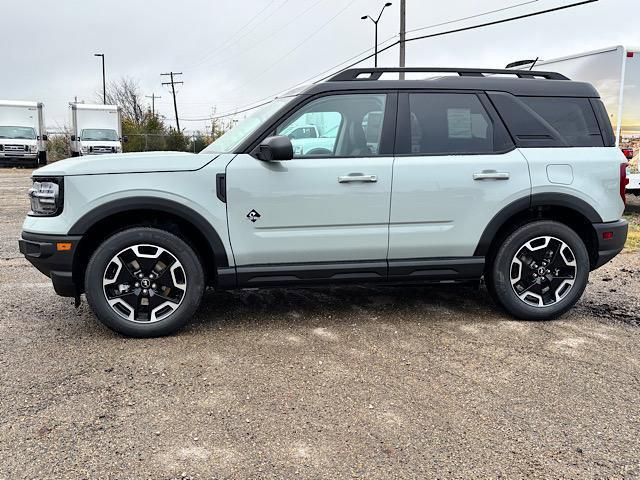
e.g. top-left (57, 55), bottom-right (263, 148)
top-left (80, 128), bottom-right (119, 141)
top-left (0, 126), bottom-right (36, 140)
top-left (201, 97), bottom-right (294, 154)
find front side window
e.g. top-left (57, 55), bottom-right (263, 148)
top-left (0, 126), bottom-right (36, 140)
top-left (408, 93), bottom-right (496, 155)
top-left (80, 129), bottom-right (119, 141)
top-left (276, 93), bottom-right (387, 157)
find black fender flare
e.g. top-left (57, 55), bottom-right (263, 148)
top-left (68, 197), bottom-right (230, 268)
top-left (474, 193), bottom-right (603, 257)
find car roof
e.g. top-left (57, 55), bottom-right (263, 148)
top-left (300, 68), bottom-right (600, 98)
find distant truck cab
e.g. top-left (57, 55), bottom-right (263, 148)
top-left (69, 103), bottom-right (125, 157)
top-left (0, 100), bottom-right (48, 167)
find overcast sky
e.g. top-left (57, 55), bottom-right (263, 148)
top-left (2, 0), bottom-right (637, 131)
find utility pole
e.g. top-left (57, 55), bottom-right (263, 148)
top-left (145, 93), bottom-right (161, 117)
top-left (399, 0), bottom-right (406, 80)
top-left (161, 72), bottom-right (183, 131)
top-left (94, 53), bottom-right (106, 104)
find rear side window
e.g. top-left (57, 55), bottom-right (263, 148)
top-left (408, 93), bottom-right (497, 155)
top-left (519, 96), bottom-right (604, 147)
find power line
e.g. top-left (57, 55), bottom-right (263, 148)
top-left (186, 0), bottom-right (290, 70)
top-left (181, 0), bottom-right (598, 123)
top-left (161, 72), bottom-right (183, 130)
top-left (214, 0), bottom-right (359, 99)
top-left (189, 0), bottom-right (327, 72)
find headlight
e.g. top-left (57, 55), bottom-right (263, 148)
top-left (115, 146), bottom-right (122, 153)
top-left (81, 146), bottom-right (89, 154)
top-left (30, 145), bottom-right (38, 153)
top-left (28, 177), bottom-right (64, 216)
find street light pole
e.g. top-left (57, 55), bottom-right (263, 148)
top-left (361, 2), bottom-right (392, 68)
top-left (94, 53), bottom-right (106, 104)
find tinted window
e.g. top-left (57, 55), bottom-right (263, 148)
top-left (408, 93), bottom-right (496, 154)
top-left (276, 94), bottom-right (387, 157)
top-left (520, 97), bottom-right (603, 147)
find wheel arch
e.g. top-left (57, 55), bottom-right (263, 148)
top-left (69, 197), bottom-right (230, 291)
top-left (475, 193), bottom-right (602, 269)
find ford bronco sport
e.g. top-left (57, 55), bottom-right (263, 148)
top-left (19, 68), bottom-right (629, 337)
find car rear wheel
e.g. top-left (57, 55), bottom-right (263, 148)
top-left (488, 221), bottom-right (590, 321)
top-left (85, 227), bottom-right (205, 337)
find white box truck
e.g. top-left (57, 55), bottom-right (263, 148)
top-left (0, 100), bottom-right (48, 167)
top-left (507, 45), bottom-right (640, 194)
top-left (69, 103), bottom-right (125, 157)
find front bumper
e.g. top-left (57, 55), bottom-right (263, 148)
top-left (0, 152), bottom-right (37, 159)
top-left (19, 232), bottom-right (82, 297)
top-left (592, 219), bottom-right (628, 269)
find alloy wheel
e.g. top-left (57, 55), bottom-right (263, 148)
top-left (510, 236), bottom-right (577, 308)
top-left (102, 244), bottom-right (187, 323)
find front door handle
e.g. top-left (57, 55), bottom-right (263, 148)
top-left (473, 171), bottom-right (510, 180)
top-left (338, 174), bottom-right (378, 183)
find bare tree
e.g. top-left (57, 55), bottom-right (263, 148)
top-left (98, 77), bottom-right (147, 125)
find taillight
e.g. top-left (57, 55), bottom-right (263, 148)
top-left (622, 147), bottom-right (634, 160)
top-left (621, 163), bottom-right (629, 205)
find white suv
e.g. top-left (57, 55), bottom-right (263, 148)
top-left (19, 68), bottom-right (629, 337)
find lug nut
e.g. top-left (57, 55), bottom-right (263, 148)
top-left (152, 283), bottom-right (157, 289)
top-left (143, 289), bottom-right (148, 295)
top-left (138, 273), bottom-right (144, 279)
top-left (149, 273), bottom-right (155, 279)
top-left (135, 282), bottom-right (140, 287)
top-left (533, 273), bottom-right (538, 277)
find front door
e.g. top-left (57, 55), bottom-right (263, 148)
top-left (226, 92), bottom-right (396, 283)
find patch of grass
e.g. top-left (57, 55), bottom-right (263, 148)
top-left (624, 198), bottom-right (640, 252)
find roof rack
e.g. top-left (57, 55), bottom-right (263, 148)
top-left (328, 67), bottom-right (569, 82)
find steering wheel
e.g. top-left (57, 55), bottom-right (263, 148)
top-left (305, 148), bottom-right (333, 156)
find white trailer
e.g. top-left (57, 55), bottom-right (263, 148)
top-left (507, 45), bottom-right (640, 193)
top-left (0, 100), bottom-right (48, 167)
top-left (69, 103), bottom-right (124, 157)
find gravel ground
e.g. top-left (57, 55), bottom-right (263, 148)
top-left (1, 168), bottom-right (639, 479)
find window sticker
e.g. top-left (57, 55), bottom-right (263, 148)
top-left (447, 108), bottom-right (473, 138)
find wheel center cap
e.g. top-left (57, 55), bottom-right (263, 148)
top-left (140, 278), bottom-right (151, 288)
top-left (537, 267), bottom-right (546, 276)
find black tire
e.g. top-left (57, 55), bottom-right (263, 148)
top-left (85, 227), bottom-right (205, 337)
top-left (488, 221), bottom-right (590, 321)
top-left (38, 151), bottom-right (48, 166)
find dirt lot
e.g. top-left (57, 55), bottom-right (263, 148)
top-left (1, 167), bottom-right (639, 479)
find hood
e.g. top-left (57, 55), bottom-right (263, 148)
top-left (34, 151), bottom-right (219, 176)
top-left (79, 140), bottom-right (121, 146)
top-left (0, 138), bottom-right (37, 145)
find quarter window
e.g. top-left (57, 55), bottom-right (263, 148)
top-left (519, 96), bottom-right (604, 147)
top-left (408, 93), bottom-right (496, 154)
top-left (276, 94), bottom-right (387, 157)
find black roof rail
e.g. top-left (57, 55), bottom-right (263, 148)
top-left (328, 67), bottom-right (569, 82)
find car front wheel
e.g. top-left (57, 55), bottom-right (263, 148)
top-left (85, 227), bottom-right (205, 337)
top-left (488, 221), bottom-right (590, 321)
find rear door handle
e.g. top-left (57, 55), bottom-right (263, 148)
top-left (473, 171), bottom-right (510, 180)
top-left (338, 174), bottom-right (378, 183)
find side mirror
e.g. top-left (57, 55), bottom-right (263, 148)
top-left (70, 135), bottom-right (76, 141)
top-left (255, 135), bottom-right (293, 162)
top-left (122, 135), bottom-right (129, 143)
top-left (41, 134), bottom-right (48, 141)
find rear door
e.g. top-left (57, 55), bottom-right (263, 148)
top-left (226, 92), bottom-right (397, 282)
top-left (388, 91), bottom-right (530, 275)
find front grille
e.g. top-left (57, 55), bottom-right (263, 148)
top-left (4, 144), bottom-right (28, 152)
top-left (90, 146), bottom-right (114, 154)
